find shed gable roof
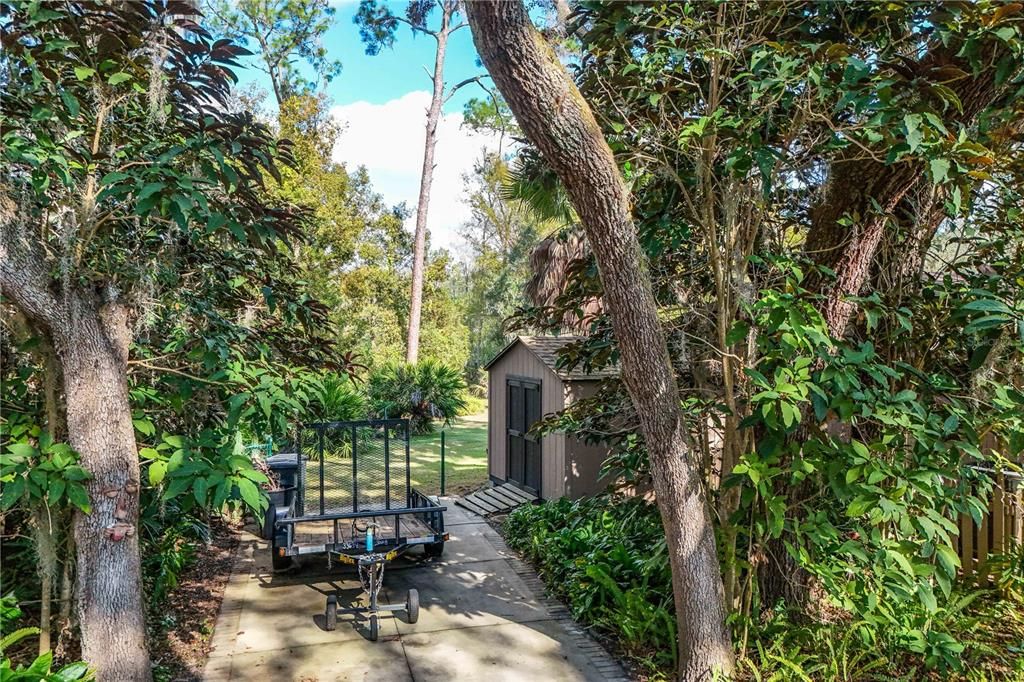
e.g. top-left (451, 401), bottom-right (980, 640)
top-left (484, 335), bottom-right (618, 381)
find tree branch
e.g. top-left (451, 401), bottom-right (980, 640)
top-left (395, 15), bottom-right (437, 38)
top-left (444, 74), bottom-right (489, 104)
top-left (0, 197), bottom-right (63, 331)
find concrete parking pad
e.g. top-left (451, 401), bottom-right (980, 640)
top-left (203, 503), bottom-right (626, 681)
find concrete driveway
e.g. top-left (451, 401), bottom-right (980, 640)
top-left (203, 502), bottom-right (627, 681)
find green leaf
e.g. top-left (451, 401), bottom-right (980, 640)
top-left (60, 90), bottom-right (80, 117)
top-left (63, 465), bottom-right (89, 481)
top-left (7, 442), bottom-right (37, 458)
top-left (964, 315), bottom-right (1010, 333)
top-left (137, 182), bottom-right (164, 202)
top-left (904, 113), bottom-right (923, 152)
top-left (236, 477), bottom-right (264, 513)
top-left (162, 434), bottom-right (185, 448)
top-left (846, 497), bottom-right (873, 517)
top-left (0, 626), bottom-right (41, 651)
top-left (107, 72), bottom-right (132, 85)
top-left (100, 171), bottom-right (130, 186)
top-left (73, 66), bottom-right (95, 81)
top-left (2, 478), bottom-right (26, 509)
top-left (52, 662), bottom-right (92, 681)
top-left (929, 157), bottom-right (950, 184)
top-left (132, 418), bottom-right (155, 436)
top-left (162, 476), bottom-right (192, 501)
top-left (961, 298), bottom-right (1011, 314)
top-left (148, 460), bottom-right (168, 486)
top-left (27, 649), bottom-right (53, 675)
top-left (888, 549), bottom-right (915, 577)
top-left (917, 582), bottom-right (937, 613)
top-left (48, 477), bottom-right (66, 503)
top-left (67, 484), bottom-right (90, 512)
top-left (935, 544), bottom-right (960, 578)
top-left (193, 477), bottom-right (208, 505)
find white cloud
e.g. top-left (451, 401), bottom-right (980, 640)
top-left (330, 91), bottom-right (500, 250)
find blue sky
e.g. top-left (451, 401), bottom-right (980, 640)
top-left (231, 1), bottom-right (499, 252)
top-left (234, 1), bottom-right (485, 114)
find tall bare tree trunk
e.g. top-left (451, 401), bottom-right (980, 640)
top-left (465, 3), bottom-right (734, 679)
top-left (55, 299), bottom-right (150, 681)
top-left (36, 342), bottom-right (62, 655)
top-left (406, 3), bottom-right (454, 364)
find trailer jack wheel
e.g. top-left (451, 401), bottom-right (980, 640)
top-left (325, 595), bottom-right (337, 631)
top-left (406, 588), bottom-right (419, 624)
top-left (368, 614), bottom-right (379, 641)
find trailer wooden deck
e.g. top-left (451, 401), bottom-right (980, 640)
top-left (290, 513), bottom-right (434, 547)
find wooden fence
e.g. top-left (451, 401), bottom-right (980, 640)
top-left (957, 469), bottom-right (1024, 581)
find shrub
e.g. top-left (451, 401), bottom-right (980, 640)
top-left (309, 372), bottom-right (367, 423)
top-left (367, 360), bottom-right (467, 434)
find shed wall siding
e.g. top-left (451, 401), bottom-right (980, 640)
top-left (487, 343), bottom-right (565, 499)
top-left (563, 380), bottom-right (613, 499)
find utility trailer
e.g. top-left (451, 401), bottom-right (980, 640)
top-left (265, 418), bottom-right (447, 640)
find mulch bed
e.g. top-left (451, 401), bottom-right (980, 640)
top-left (149, 516), bottom-right (241, 682)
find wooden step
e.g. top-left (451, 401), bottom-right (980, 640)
top-left (497, 483), bottom-right (537, 503)
top-left (455, 497), bottom-right (492, 517)
top-left (455, 482), bottom-right (539, 517)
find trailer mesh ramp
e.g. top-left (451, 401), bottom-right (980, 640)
top-left (298, 420), bottom-right (410, 516)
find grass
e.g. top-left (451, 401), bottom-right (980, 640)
top-left (409, 411), bottom-right (488, 496)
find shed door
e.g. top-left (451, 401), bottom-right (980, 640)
top-left (506, 378), bottom-right (542, 494)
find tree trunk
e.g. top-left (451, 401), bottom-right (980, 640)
top-left (56, 527), bottom-right (76, 660)
top-left (465, 3), bottom-right (734, 679)
top-left (33, 505), bottom-right (55, 656)
top-left (406, 4), bottom-right (452, 364)
top-left (55, 299), bottom-right (150, 682)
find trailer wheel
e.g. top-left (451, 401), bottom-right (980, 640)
top-left (425, 542), bottom-right (444, 558)
top-left (406, 589), bottom-right (419, 624)
top-left (270, 545), bottom-right (292, 571)
top-left (368, 614), bottom-right (379, 642)
top-left (325, 595), bottom-right (337, 631)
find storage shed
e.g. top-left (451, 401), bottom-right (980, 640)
top-left (484, 336), bottom-right (616, 500)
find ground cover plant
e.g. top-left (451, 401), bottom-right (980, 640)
top-left (505, 498), bottom-right (1024, 680)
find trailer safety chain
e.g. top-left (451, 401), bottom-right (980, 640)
top-left (358, 558), bottom-right (384, 602)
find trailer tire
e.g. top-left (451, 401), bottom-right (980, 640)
top-left (406, 589), bottom-right (419, 624)
top-left (270, 546), bottom-right (292, 571)
top-left (425, 542), bottom-right (444, 558)
top-left (325, 595), bottom-right (337, 631)
top-left (368, 614), bottom-right (379, 642)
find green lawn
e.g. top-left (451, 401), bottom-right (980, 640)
top-left (409, 412), bottom-right (488, 496)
